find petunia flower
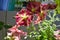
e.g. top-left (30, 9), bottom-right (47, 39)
top-left (27, 1), bottom-right (41, 14)
top-left (41, 3), bottom-right (57, 10)
top-left (48, 3), bottom-right (57, 10)
top-left (8, 26), bottom-right (27, 40)
top-left (8, 25), bottom-right (19, 33)
top-left (54, 30), bottom-right (60, 40)
top-left (15, 8), bottom-right (33, 26)
top-left (34, 2), bottom-right (57, 24)
top-left (41, 4), bottom-right (48, 10)
top-left (34, 9), bottom-right (47, 24)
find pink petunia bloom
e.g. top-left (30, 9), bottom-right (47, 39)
top-left (8, 26), bottom-right (27, 40)
top-left (15, 8), bottom-right (33, 26)
top-left (54, 30), bottom-right (60, 40)
top-left (8, 25), bottom-right (19, 33)
top-left (27, 1), bottom-right (41, 14)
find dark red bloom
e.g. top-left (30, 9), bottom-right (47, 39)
top-left (41, 3), bottom-right (57, 10)
top-left (41, 4), bottom-right (48, 10)
top-left (48, 3), bottom-right (57, 9)
top-left (34, 10), bottom-right (47, 24)
top-left (27, 1), bottom-right (41, 14)
top-left (15, 8), bottom-right (33, 26)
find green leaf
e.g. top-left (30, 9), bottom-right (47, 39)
top-left (48, 12), bottom-right (52, 18)
top-left (54, 0), bottom-right (60, 14)
top-left (55, 16), bottom-right (60, 21)
top-left (0, 25), bottom-right (3, 30)
top-left (4, 24), bottom-right (12, 29)
top-left (52, 24), bottom-right (57, 30)
top-left (53, 10), bottom-right (57, 17)
top-left (0, 21), bottom-right (4, 30)
top-left (0, 21), bottom-right (4, 25)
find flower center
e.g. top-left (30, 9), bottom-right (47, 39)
top-left (31, 8), bottom-right (35, 12)
top-left (39, 11), bottom-right (43, 16)
top-left (21, 13), bottom-right (28, 19)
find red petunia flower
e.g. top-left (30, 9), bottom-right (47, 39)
top-left (15, 8), bottom-right (33, 26)
top-left (27, 1), bottom-right (41, 14)
top-left (34, 3), bottom-right (57, 24)
top-left (41, 3), bottom-right (57, 10)
top-left (48, 3), bottom-right (57, 10)
top-left (41, 4), bottom-right (48, 10)
top-left (34, 10), bottom-right (47, 24)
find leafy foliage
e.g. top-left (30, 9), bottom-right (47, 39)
top-left (27, 10), bottom-right (60, 40)
top-left (4, 24), bottom-right (12, 29)
top-left (0, 21), bottom-right (4, 30)
top-left (54, 0), bottom-right (60, 14)
top-left (0, 21), bottom-right (12, 30)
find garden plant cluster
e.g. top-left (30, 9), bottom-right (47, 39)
top-left (4, 1), bottom-right (60, 40)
